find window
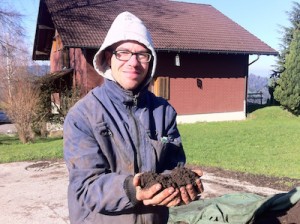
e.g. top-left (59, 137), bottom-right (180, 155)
top-left (53, 30), bottom-right (62, 52)
top-left (154, 77), bottom-right (170, 100)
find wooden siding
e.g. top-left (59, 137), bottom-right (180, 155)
top-left (155, 52), bottom-right (248, 115)
top-left (50, 40), bottom-right (103, 95)
top-left (85, 49), bottom-right (104, 91)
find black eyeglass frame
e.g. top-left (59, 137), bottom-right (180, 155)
top-left (112, 50), bottom-right (152, 63)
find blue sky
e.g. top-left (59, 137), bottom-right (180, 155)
top-left (9, 0), bottom-right (295, 77)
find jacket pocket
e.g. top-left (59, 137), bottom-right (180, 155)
top-left (148, 138), bottom-right (168, 173)
top-left (149, 136), bottom-right (184, 172)
top-left (94, 122), bottom-right (133, 173)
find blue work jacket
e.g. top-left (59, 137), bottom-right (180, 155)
top-left (64, 79), bottom-right (186, 224)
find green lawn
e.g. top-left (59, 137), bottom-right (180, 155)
top-left (0, 136), bottom-right (63, 163)
top-left (179, 106), bottom-right (300, 179)
top-left (0, 106), bottom-right (299, 179)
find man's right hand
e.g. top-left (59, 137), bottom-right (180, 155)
top-left (133, 174), bottom-right (181, 207)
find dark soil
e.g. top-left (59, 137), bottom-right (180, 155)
top-left (140, 167), bottom-right (199, 191)
top-left (187, 165), bottom-right (300, 192)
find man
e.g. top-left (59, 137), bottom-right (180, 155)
top-left (63, 11), bottom-right (203, 224)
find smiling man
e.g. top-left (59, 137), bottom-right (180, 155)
top-left (105, 41), bottom-right (151, 90)
top-left (63, 11), bottom-right (203, 224)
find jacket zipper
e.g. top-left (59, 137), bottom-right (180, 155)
top-left (130, 95), bottom-right (142, 173)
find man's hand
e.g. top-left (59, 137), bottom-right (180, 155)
top-left (133, 174), bottom-right (181, 207)
top-left (133, 169), bottom-right (204, 207)
top-left (179, 169), bottom-right (204, 205)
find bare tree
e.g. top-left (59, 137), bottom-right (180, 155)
top-left (0, 31), bottom-right (30, 101)
top-left (0, 1), bottom-right (27, 101)
top-left (1, 73), bottom-right (42, 143)
top-left (0, 2), bottom-right (46, 143)
top-left (0, 1), bottom-right (24, 47)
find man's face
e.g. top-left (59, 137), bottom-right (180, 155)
top-left (106, 41), bottom-right (150, 90)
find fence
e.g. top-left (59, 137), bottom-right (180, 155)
top-left (247, 92), bottom-right (263, 105)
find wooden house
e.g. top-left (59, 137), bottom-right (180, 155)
top-left (32, 0), bottom-right (278, 123)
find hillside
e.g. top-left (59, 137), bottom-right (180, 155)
top-left (247, 73), bottom-right (270, 104)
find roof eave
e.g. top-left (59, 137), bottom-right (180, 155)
top-left (155, 48), bottom-right (279, 56)
top-left (56, 45), bottom-right (280, 57)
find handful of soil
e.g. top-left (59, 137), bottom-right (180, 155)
top-left (139, 167), bottom-right (199, 190)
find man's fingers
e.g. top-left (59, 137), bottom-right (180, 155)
top-left (158, 188), bottom-right (180, 207)
top-left (192, 169), bottom-right (203, 177)
top-left (180, 186), bottom-right (191, 204)
top-left (186, 184), bottom-right (198, 201)
top-left (181, 182), bottom-right (203, 205)
top-left (165, 195), bottom-right (181, 207)
top-left (133, 173), bottom-right (142, 186)
top-left (143, 187), bottom-right (175, 206)
top-left (196, 178), bottom-right (204, 193)
top-left (136, 184), bottom-right (161, 201)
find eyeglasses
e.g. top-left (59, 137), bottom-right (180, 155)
top-left (112, 50), bottom-right (152, 63)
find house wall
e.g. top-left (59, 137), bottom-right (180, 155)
top-left (85, 49), bottom-right (104, 90)
top-left (69, 48), bottom-right (103, 95)
top-left (49, 33), bottom-right (64, 73)
top-left (50, 38), bottom-right (103, 95)
top-left (156, 52), bottom-right (248, 121)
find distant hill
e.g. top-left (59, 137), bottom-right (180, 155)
top-left (247, 73), bottom-right (270, 104)
top-left (28, 64), bottom-right (50, 77)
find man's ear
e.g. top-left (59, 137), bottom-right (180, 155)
top-left (105, 51), bottom-right (112, 66)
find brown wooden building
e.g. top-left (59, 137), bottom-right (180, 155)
top-left (33, 0), bottom-right (278, 123)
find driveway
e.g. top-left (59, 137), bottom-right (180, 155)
top-left (0, 160), bottom-right (69, 224)
top-left (0, 160), bottom-right (285, 224)
top-left (0, 124), bottom-right (16, 135)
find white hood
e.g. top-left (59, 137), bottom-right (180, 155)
top-left (93, 11), bottom-right (157, 86)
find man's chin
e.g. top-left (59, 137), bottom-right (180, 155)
top-left (119, 81), bottom-right (140, 91)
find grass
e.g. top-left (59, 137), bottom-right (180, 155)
top-left (0, 106), bottom-right (299, 180)
top-left (179, 106), bottom-right (300, 179)
top-left (0, 136), bottom-right (63, 163)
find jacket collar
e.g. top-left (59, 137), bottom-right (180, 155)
top-left (103, 79), bottom-right (148, 107)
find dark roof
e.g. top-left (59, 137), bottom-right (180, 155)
top-left (38, 68), bottom-right (73, 84)
top-left (33, 0), bottom-right (278, 60)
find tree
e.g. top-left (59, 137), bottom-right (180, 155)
top-left (0, 1), bottom-right (26, 100)
top-left (273, 1), bottom-right (300, 114)
top-left (1, 74), bottom-right (42, 143)
top-left (274, 29), bottom-right (300, 115)
top-left (275, 2), bottom-right (300, 73)
top-left (0, 1), bottom-right (24, 47)
top-left (0, 2), bottom-right (49, 142)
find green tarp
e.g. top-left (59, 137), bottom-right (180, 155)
top-left (168, 187), bottom-right (300, 224)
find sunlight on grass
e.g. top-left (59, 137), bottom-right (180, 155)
top-left (0, 136), bottom-right (63, 163)
top-left (179, 106), bottom-right (300, 179)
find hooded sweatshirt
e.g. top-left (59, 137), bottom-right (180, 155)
top-left (64, 11), bottom-right (185, 224)
top-left (93, 11), bottom-right (157, 86)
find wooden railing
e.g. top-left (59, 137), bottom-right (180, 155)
top-left (247, 92), bottom-right (263, 105)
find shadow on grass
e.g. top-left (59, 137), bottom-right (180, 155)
top-left (0, 135), bottom-right (19, 145)
top-left (34, 137), bottom-right (63, 143)
top-left (0, 135), bottom-right (62, 145)
top-left (247, 103), bottom-right (269, 114)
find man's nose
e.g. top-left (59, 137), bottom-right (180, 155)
top-left (128, 54), bottom-right (139, 65)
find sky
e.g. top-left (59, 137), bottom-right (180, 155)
top-left (8, 0), bottom-right (297, 77)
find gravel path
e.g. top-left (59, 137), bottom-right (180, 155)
top-left (0, 124), bottom-right (17, 134)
